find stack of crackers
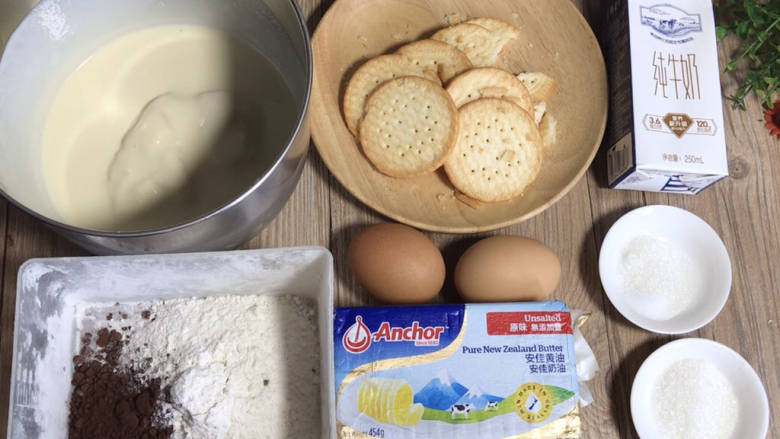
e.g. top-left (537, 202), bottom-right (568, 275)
top-left (343, 17), bottom-right (557, 203)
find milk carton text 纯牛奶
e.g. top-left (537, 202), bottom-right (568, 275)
top-left (604, 0), bottom-right (728, 194)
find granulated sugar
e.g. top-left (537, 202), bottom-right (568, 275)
top-left (653, 358), bottom-right (738, 439)
top-left (75, 294), bottom-right (321, 439)
top-left (619, 235), bottom-right (701, 319)
top-left (35, 1), bottom-right (70, 40)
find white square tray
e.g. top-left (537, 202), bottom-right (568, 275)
top-left (7, 247), bottom-right (335, 439)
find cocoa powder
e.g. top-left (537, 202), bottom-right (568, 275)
top-left (68, 327), bottom-right (173, 439)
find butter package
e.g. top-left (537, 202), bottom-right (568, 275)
top-left (603, 0), bottom-right (729, 194)
top-left (333, 301), bottom-right (595, 439)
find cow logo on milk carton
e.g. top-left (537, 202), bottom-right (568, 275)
top-left (640, 4), bottom-right (702, 42)
top-left (342, 315), bottom-right (445, 354)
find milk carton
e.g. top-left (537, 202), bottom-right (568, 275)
top-left (333, 302), bottom-right (590, 439)
top-left (604, 0), bottom-right (728, 194)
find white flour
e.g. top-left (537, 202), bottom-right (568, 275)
top-left (79, 294), bottom-right (321, 438)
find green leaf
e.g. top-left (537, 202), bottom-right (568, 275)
top-left (719, 2), bottom-right (779, 110)
top-left (745, 1), bottom-right (765, 27)
top-left (736, 20), bottom-right (750, 38)
top-left (716, 26), bottom-right (729, 41)
top-left (744, 0), bottom-right (758, 15)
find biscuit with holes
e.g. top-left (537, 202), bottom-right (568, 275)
top-left (446, 67), bottom-right (533, 112)
top-left (532, 101), bottom-right (546, 125)
top-left (516, 72), bottom-right (557, 102)
top-left (539, 113), bottom-right (557, 147)
top-left (396, 39), bottom-right (472, 83)
top-left (465, 17), bottom-right (522, 41)
top-left (343, 54), bottom-right (440, 135)
top-left (431, 23), bottom-right (505, 67)
top-left (444, 98), bottom-right (542, 202)
top-left (359, 77), bottom-right (458, 178)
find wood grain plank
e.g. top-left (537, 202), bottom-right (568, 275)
top-left (327, 168), bottom-right (386, 307)
top-left (681, 33), bottom-right (780, 438)
top-left (300, 0), bottom-right (386, 309)
top-left (548, 179), bottom-right (619, 439)
top-left (575, 1), bottom-right (673, 436)
top-left (309, 0), bottom-right (607, 234)
top-left (0, 198), bottom-right (7, 370)
top-left (584, 21), bottom-right (780, 439)
top-left (0, 198), bottom-right (7, 305)
top-left (581, 156), bottom-right (653, 439)
top-left (555, 4), bottom-right (633, 437)
top-left (429, 177), bottom-right (620, 439)
top-left (242, 152), bottom-right (331, 249)
top-left (585, 177), bottom-right (662, 439)
top-left (1, 0), bottom-right (778, 438)
top-left (310, 0), bottom-right (620, 437)
top-left (328, 174), bottom-right (620, 437)
top-left (242, 0), bottom-right (333, 250)
top-left (0, 206), bottom-right (87, 439)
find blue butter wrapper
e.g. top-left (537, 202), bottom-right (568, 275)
top-left (334, 301), bottom-right (580, 439)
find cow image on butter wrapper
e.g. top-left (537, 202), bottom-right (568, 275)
top-left (333, 301), bottom-right (592, 438)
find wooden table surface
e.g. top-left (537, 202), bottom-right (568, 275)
top-left (1, 0), bottom-right (777, 438)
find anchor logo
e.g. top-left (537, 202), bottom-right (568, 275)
top-left (343, 315), bottom-right (372, 354)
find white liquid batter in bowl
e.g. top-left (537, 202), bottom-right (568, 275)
top-left (42, 25), bottom-right (297, 232)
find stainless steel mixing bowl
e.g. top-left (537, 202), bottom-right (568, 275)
top-left (0, 0), bottom-right (311, 254)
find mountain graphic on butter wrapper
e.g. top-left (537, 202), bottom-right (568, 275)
top-left (453, 385), bottom-right (502, 411)
top-left (358, 378), bottom-right (424, 426)
top-left (413, 369), bottom-right (468, 410)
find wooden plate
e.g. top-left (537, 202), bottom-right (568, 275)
top-left (310, 0), bottom-right (607, 233)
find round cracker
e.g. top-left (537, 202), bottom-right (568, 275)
top-left (444, 98), bottom-right (542, 202)
top-left (532, 101), bottom-right (547, 125)
top-left (465, 17), bottom-right (522, 41)
top-left (446, 67), bottom-right (533, 112)
top-left (396, 39), bottom-right (472, 83)
top-left (539, 113), bottom-right (557, 147)
top-left (431, 23), bottom-right (503, 67)
top-left (516, 72), bottom-right (558, 102)
top-left (343, 54), bottom-right (440, 135)
top-left (359, 77), bottom-right (458, 178)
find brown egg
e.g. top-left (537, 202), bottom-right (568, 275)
top-left (348, 223), bottom-right (445, 304)
top-left (454, 236), bottom-right (561, 302)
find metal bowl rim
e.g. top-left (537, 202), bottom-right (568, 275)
top-left (0, 0), bottom-right (313, 238)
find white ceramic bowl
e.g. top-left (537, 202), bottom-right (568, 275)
top-left (631, 338), bottom-right (769, 439)
top-left (598, 205), bottom-right (731, 333)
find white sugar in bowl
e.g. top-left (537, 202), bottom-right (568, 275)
top-left (598, 205), bottom-right (731, 334)
top-left (631, 338), bottom-right (769, 439)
